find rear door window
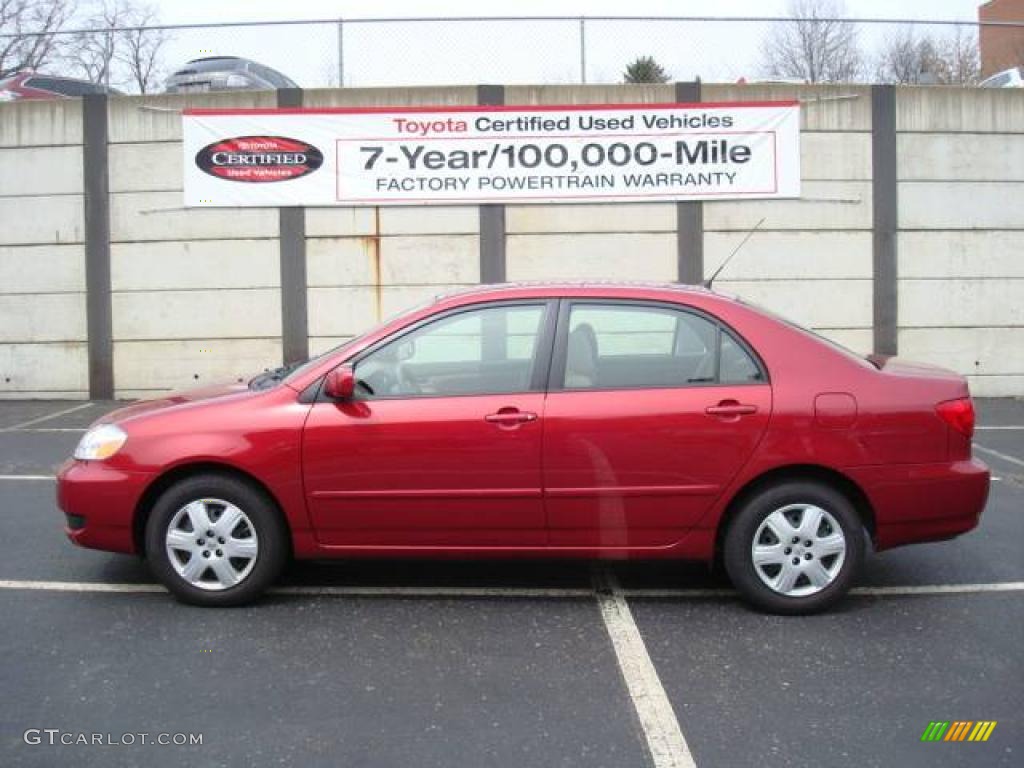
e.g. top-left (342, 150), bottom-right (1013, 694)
top-left (558, 302), bottom-right (764, 390)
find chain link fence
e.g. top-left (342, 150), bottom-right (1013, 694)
top-left (4, 15), bottom-right (1024, 92)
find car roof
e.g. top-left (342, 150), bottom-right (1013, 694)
top-left (434, 281), bottom-right (718, 304)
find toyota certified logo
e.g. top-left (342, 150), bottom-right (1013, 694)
top-left (195, 136), bottom-right (323, 182)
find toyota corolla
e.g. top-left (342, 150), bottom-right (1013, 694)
top-left (57, 283), bottom-right (990, 613)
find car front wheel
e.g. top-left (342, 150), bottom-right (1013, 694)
top-left (145, 474), bottom-right (288, 606)
top-left (723, 480), bottom-right (865, 615)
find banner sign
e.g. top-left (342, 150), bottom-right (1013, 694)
top-left (183, 101), bottom-right (800, 207)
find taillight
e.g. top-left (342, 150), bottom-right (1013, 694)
top-left (936, 398), bottom-right (975, 438)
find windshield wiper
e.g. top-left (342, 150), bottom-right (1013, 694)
top-left (248, 361), bottom-right (304, 391)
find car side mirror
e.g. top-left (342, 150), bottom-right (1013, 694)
top-left (324, 366), bottom-right (356, 400)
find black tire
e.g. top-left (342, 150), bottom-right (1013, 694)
top-left (723, 480), bottom-right (865, 615)
top-left (145, 473), bottom-right (288, 607)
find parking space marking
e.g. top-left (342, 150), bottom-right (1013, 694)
top-left (0, 475), bottom-right (55, 481)
top-left (623, 582), bottom-right (1024, 598)
top-left (273, 585), bottom-right (594, 598)
top-left (0, 580), bottom-right (164, 593)
top-left (976, 426), bottom-right (1024, 430)
top-left (0, 579), bottom-right (1022, 599)
top-left (850, 582), bottom-right (1024, 596)
top-left (975, 444), bottom-right (1024, 468)
top-left (593, 568), bottom-right (696, 768)
top-left (0, 579), bottom-right (593, 598)
top-left (11, 428), bottom-right (87, 433)
top-left (1, 402), bottom-right (92, 431)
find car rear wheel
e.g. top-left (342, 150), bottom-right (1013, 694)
top-left (145, 474), bottom-right (287, 606)
top-left (723, 480), bottom-right (865, 615)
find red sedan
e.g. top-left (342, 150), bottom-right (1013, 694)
top-left (57, 283), bottom-right (989, 613)
top-left (0, 71), bottom-right (119, 101)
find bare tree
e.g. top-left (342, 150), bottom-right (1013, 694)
top-left (875, 26), bottom-right (980, 85)
top-left (875, 27), bottom-right (942, 84)
top-left (935, 26), bottom-right (980, 85)
top-left (117, 3), bottom-right (167, 93)
top-left (65, 0), bottom-right (126, 87)
top-left (0, 0), bottom-right (76, 78)
top-left (762, 0), bottom-right (862, 83)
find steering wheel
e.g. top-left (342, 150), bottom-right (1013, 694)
top-left (398, 363), bottom-right (422, 395)
top-left (362, 369), bottom-right (397, 397)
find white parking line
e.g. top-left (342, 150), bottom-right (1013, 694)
top-left (593, 568), bottom-right (697, 768)
top-left (273, 585), bottom-right (593, 598)
top-left (851, 582), bottom-right (1024, 596)
top-left (975, 444), bottom-right (1024, 468)
top-left (0, 475), bottom-right (55, 481)
top-left (623, 582), bottom-right (1024, 598)
top-left (0, 580), bottom-right (165, 593)
top-left (0, 580), bottom-right (593, 597)
top-left (2, 402), bottom-right (92, 431)
top-left (13, 428), bottom-right (87, 433)
top-left (976, 426), bottom-right (1024, 431)
top-left (0, 579), bottom-right (1021, 598)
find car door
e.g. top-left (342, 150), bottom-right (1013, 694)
top-left (543, 300), bottom-right (771, 549)
top-left (303, 300), bottom-right (556, 548)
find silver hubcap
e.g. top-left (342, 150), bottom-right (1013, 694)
top-left (165, 498), bottom-right (258, 591)
top-left (751, 504), bottom-right (846, 598)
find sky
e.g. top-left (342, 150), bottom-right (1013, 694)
top-left (94, 1), bottom-right (999, 89)
top-left (153, 1), bottom-right (988, 25)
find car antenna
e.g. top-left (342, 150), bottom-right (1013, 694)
top-left (702, 217), bottom-right (766, 289)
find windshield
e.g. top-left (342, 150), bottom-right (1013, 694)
top-left (277, 294), bottom-right (443, 387)
top-left (261, 338), bottom-right (359, 388)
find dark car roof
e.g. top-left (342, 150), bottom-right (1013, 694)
top-left (5, 71), bottom-right (120, 96)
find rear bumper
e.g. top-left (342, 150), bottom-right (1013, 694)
top-left (56, 459), bottom-right (154, 554)
top-left (846, 458), bottom-right (990, 550)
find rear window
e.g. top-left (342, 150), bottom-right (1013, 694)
top-left (250, 63), bottom-right (296, 88)
top-left (25, 77), bottom-right (108, 96)
top-left (176, 58), bottom-right (244, 74)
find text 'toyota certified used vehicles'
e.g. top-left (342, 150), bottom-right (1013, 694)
top-left (57, 284), bottom-right (989, 614)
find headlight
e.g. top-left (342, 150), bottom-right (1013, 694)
top-left (74, 424), bottom-right (127, 461)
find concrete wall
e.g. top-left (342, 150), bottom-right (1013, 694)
top-left (896, 88), bottom-right (1024, 396)
top-left (302, 87), bottom-right (481, 357)
top-left (0, 84), bottom-right (1021, 398)
top-left (107, 91), bottom-right (282, 399)
top-left (0, 99), bottom-right (87, 398)
top-left (503, 84), bottom-right (679, 290)
top-left (703, 84), bottom-right (874, 356)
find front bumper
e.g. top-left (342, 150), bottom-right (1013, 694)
top-left (56, 459), bottom-right (154, 554)
top-left (847, 458), bottom-right (990, 550)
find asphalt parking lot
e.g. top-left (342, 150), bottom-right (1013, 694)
top-left (0, 399), bottom-right (1021, 767)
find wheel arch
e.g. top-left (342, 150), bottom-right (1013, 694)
top-left (133, 461), bottom-right (292, 558)
top-left (713, 464), bottom-right (876, 566)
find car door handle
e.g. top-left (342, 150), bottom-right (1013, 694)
top-left (705, 402), bottom-right (758, 417)
top-left (484, 409), bottom-right (538, 426)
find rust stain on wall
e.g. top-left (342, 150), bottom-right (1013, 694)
top-left (363, 206), bottom-right (383, 321)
